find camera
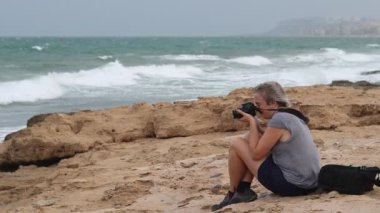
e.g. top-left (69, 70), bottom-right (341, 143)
top-left (232, 102), bottom-right (261, 119)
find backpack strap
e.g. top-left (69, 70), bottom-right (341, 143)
top-left (277, 108), bottom-right (310, 124)
top-left (266, 108), bottom-right (309, 124)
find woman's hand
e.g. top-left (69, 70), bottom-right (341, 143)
top-left (236, 109), bottom-right (256, 124)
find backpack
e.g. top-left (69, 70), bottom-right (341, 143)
top-left (318, 164), bottom-right (380, 195)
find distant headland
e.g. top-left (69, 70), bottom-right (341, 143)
top-left (268, 17), bottom-right (380, 37)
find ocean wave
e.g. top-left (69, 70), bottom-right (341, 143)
top-left (228, 56), bottom-right (272, 66)
top-left (134, 64), bottom-right (203, 78)
top-left (160, 54), bottom-right (221, 61)
top-left (286, 48), bottom-right (376, 64)
top-left (31, 45), bottom-right (45, 51)
top-left (158, 54), bottom-right (273, 67)
top-left (285, 54), bottom-right (320, 63)
top-left (0, 61), bottom-right (204, 105)
top-left (366, 43), bottom-right (380, 48)
top-left (0, 76), bottom-right (66, 105)
top-left (49, 60), bottom-right (138, 87)
top-left (98, 55), bottom-right (114, 60)
top-left (321, 48), bottom-right (373, 62)
top-left (273, 63), bottom-right (380, 87)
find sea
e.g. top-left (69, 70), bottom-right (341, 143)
top-left (1, 37), bottom-right (380, 142)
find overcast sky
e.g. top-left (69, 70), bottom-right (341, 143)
top-left (1, 0), bottom-right (380, 36)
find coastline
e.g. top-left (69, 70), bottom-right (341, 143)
top-left (0, 83), bottom-right (380, 212)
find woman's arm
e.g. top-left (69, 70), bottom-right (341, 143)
top-left (251, 127), bottom-right (283, 160)
top-left (236, 109), bottom-right (283, 161)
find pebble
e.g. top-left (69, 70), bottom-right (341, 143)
top-left (210, 184), bottom-right (222, 194)
top-left (32, 199), bottom-right (55, 207)
top-left (180, 161), bottom-right (197, 168)
top-left (67, 164), bottom-right (79, 169)
top-left (328, 191), bottom-right (339, 198)
top-left (209, 173), bottom-right (223, 178)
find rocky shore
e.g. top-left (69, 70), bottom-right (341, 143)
top-left (1, 83), bottom-right (380, 212)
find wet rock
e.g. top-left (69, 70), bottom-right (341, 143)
top-left (330, 80), bottom-right (379, 87)
top-left (361, 70), bottom-right (380, 75)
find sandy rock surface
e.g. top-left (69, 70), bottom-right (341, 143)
top-left (1, 84), bottom-right (380, 212)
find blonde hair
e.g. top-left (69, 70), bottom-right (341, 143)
top-left (254, 81), bottom-right (290, 107)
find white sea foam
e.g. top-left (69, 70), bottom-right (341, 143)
top-left (228, 56), bottom-right (272, 66)
top-left (0, 77), bottom-right (66, 105)
top-left (136, 64), bottom-right (203, 78)
top-left (286, 48), bottom-right (376, 64)
top-left (273, 64), bottom-right (380, 87)
top-left (285, 54), bottom-right (320, 63)
top-left (98, 55), bottom-right (114, 60)
top-left (49, 60), bottom-right (138, 87)
top-left (31, 45), bottom-right (45, 51)
top-left (367, 43), bottom-right (380, 48)
top-left (321, 48), bottom-right (373, 62)
top-left (160, 54), bottom-right (221, 61)
top-left (0, 61), bottom-right (204, 105)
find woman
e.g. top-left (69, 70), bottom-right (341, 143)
top-left (212, 82), bottom-right (320, 211)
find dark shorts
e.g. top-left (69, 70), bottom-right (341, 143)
top-left (257, 155), bottom-right (316, 196)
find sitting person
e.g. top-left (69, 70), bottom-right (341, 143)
top-left (212, 81), bottom-right (320, 211)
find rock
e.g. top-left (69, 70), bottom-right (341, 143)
top-left (330, 80), bottom-right (379, 87)
top-left (32, 199), bottom-right (55, 207)
top-left (361, 70), bottom-right (380, 75)
top-left (251, 206), bottom-right (265, 211)
top-left (314, 139), bottom-right (325, 147)
top-left (0, 185), bottom-right (15, 191)
top-left (139, 172), bottom-right (151, 177)
top-left (330, 80), bottom-right (356, 87)
top-left (300, 105), bottom-right (350, 130)
top-left (328, 191), bottom-right (339, 198)
top-left (67, 163), bottom-right (79, 169)
top-left (210, 184), bottom-right (223, 194)
top-left (1, 85), bottom-right (380, 170)
top-left (67, 178), bottom-right (88, 183)
top-left (0, 105), bottom-right (155, 170)
top-left (180, 161), bottom-right (197, 168)
top-left (209, 173), bottom-right (223, 178)
top-left (27, 113), bottom-right (54, 127)
top-left (354, 80), bottom-right (379, 87)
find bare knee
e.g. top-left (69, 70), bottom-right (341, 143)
top-left (229, 137), bottom-right (248, 151)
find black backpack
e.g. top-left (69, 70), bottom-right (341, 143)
top-left (318, 164), bottom-right (380, 195)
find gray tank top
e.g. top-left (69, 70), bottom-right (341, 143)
top-left (268, 112), bottom-right (320, 188)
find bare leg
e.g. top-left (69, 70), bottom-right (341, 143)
top-left (241, 133), bottom-right (254, 182)
top-left (241, 169), bottom-right (254, 182)
top-left (212, 135), bottom-right (264, 211)
top-left (228, 144), bottom-right (249, 191)
top-left (228, 136), bottom-right (265, 192)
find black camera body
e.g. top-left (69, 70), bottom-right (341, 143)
top-left (232, 102), bottom-right (261, 119)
